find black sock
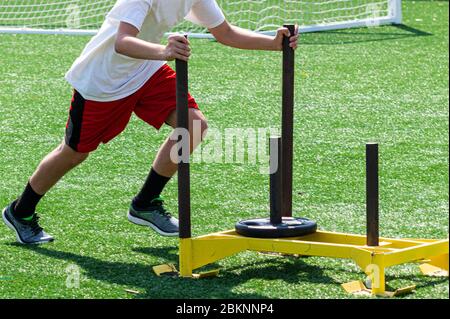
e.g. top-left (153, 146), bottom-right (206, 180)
top-left (13, 182), bottom-right (45, 219)
top-left (133, 168), bottom-right (171, 209)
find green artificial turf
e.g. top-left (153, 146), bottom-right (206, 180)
top-left (0, 0), bottom-right (448, 299)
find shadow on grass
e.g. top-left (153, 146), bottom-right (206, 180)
top-left (11, 243), bottom-right (446, 298)
top-left (134, 246), bottom-right (449, 298)
top-left (300, 24), bottom-right (432, 45)
top-left (384, 273), bottom-right (449, 291)
top-left (133, 247), bottom-right (340, 286)
top-left (14, 243), bottom-right (338, 299)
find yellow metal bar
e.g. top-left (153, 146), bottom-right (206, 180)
top-left (280, 230), bottom-right (435, 248)
top-left (427, 253), bottom-right (449, 271)
top-left (245, 237), bottom-right (373, 259)
top-left (367, 253), bottom-right (386, 295)
top-left (190, 233), bottom-right (403, 272)
top-left (195, 233), bottom-right (391, 254)
top-left (384, 239), bottom-right (449, 267)
top-left (212, 230), bottom-right (440, 249)
top-left (188, 233), bottom-right (387, 273)
top-left (182, 230), bottom-right (448, 290)
top-left (190, 237), bottom-right (248, 270)
top-left (376, 237), bottom-right (444, 249)
top-left (179, 238), bottom-right (193, 277)
top-left (403, 238), bottom-right (446, 243)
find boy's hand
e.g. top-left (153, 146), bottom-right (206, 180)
top-left (163, 34), bottom-right (191, 61)
top-left (273, 25), bottom-right (299, 51)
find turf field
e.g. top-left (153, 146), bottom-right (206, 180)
top-left (0, 0), bottom-right (448, 299)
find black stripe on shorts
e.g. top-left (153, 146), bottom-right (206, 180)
top-left (65, 90), bottom-right (85, 152)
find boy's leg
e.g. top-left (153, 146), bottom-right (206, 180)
top-left (153, 108), bottom-right (208, 177)
top-left (129, 108), bottom-right (207, 237)
top-left (4, 89), bottom-right (135, 244)
top-left (13, 143), bottom-right (89, 218)
top-left (30, 142), bottom-right (89, 194)
top-left (129, 64), bottom-right (208, 236)
top-left (3, 142), bottom-right (89, 244)
top-left (133, 108), bottom-right (208, 208)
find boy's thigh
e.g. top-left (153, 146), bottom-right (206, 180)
top-left (134, 64), bottom-right (199, 129)
top-left (65, 91), bottom-right (136, 153)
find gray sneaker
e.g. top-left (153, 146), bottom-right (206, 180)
top-left (128, 197), bottom-right (179, 237)
top-left (2, 202), bottom-right (54, 244)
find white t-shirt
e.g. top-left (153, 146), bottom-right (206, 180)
top-left (65, 0), bottom-right (225, 102)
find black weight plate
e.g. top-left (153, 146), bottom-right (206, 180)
top-left (235, 217), bottom-right (317, 238)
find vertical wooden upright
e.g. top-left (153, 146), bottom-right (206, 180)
top-left (366, 143), bottom-right (379, 246)
top-left (270, 136), bottom-right (282, 224)
top-left (176, 54), bottom-right (191, 239)
top-left (281, 24), bottom-right (296, 217)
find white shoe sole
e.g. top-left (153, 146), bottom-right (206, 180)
top-left (127, 212), bottom-right (179, 237)
top-left (2, 207), bottom-right (53, 245)
top-left (2, 207), bottom-right (25, 244)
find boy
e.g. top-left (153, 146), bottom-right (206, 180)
top-left (2, 0), bottom-right (299, 244)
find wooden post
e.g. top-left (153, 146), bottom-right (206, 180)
top-left (366, 143), bottom-right (379, 246)
top-left (270, 136), bottom-right (282, 225)
top-left (176, 50), bottom-right (191, 239)
top-left (281, 24), bottom-right (296, 217)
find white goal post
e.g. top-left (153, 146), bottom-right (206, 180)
top-left (0, 0), bottom-right (402, 37)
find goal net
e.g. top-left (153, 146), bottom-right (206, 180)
top-left (0, 0), bottom-right (402, 36)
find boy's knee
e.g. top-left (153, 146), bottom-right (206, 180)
top-left (58, 143), bottom-right (89, 167)
top-left (71, 152), bottom-right (89, 166)
top-left (190, 111), bottom-right (208, 136)
top-left (199, 118), bottom-right (208, 135)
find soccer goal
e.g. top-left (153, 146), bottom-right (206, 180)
top-left (0, 0), bottom-right (402, 36)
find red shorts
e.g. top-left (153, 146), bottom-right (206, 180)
top-left (65, 64), bottom-right (198, 153)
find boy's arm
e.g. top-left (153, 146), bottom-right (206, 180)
top-left (114, 22), bottom-right (191, 61)
top-left (209, 20), bottom-right (298, 51)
